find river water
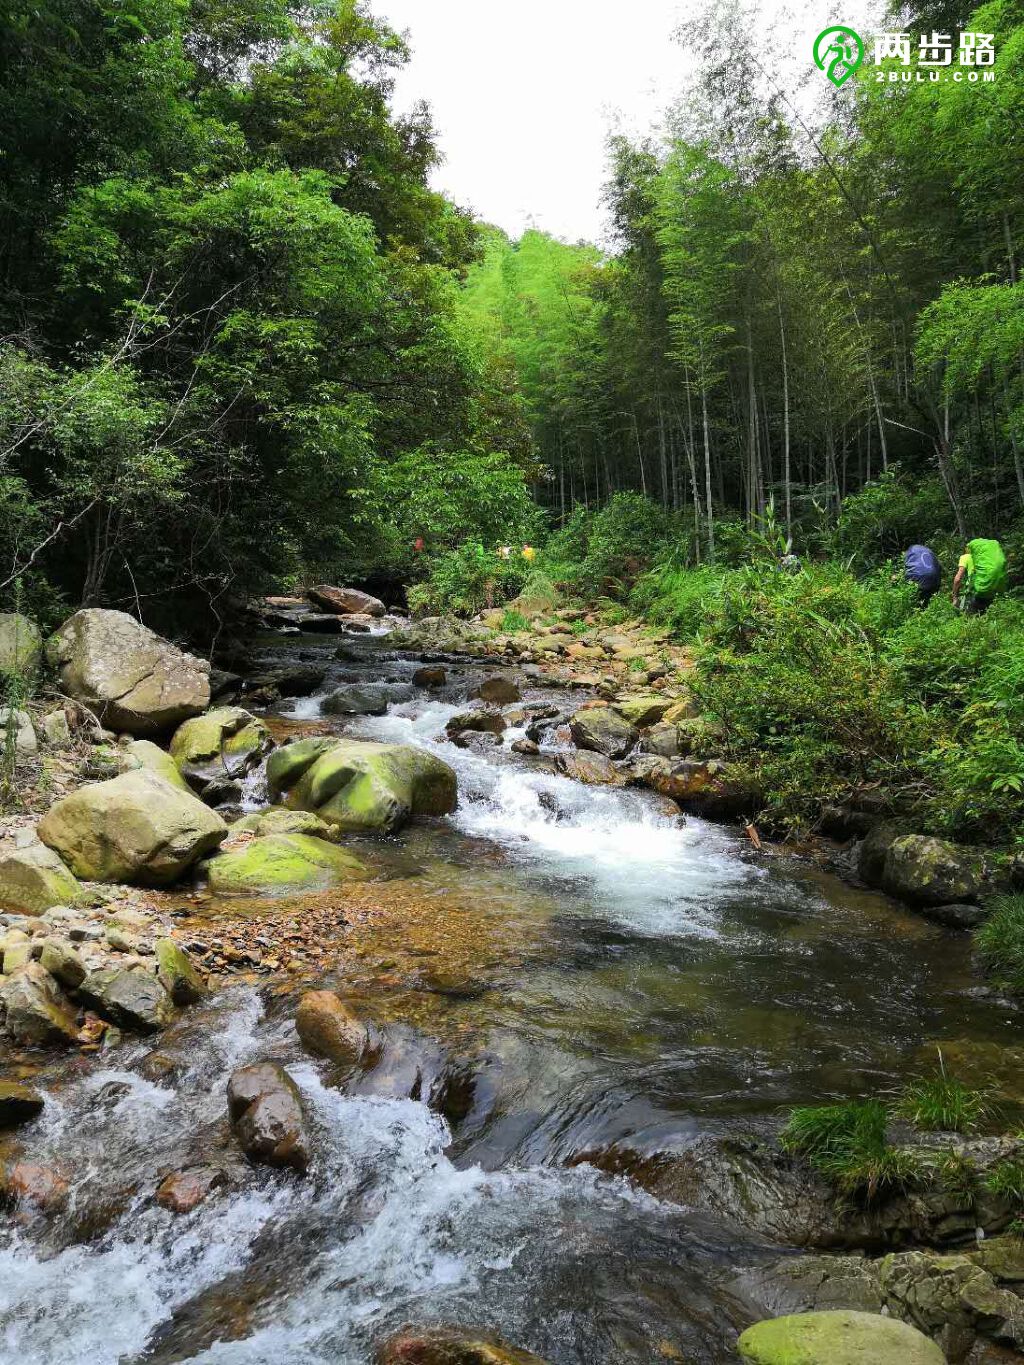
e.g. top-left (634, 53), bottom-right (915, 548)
top-left (1, 628), bottom-right (1019, 1364)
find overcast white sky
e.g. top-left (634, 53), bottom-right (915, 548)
top-left (374, 0), bottom-right (883, 246)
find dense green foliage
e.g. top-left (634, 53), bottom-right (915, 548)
top-left (0, 0), bottom-right (533, 626)
top-left (780, 1099), bottom-right (922, 1200)
top-left (976, 895), bottom-right (1024, 990)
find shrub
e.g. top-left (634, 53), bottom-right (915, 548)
top-left (547, 493), bottom-right (681, 597)
top-left (407, 541), bottom-right (531, 617)
top-left (975, 895), bottom-right (1024, 994)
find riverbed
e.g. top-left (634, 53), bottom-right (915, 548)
top-left (1, 627), bottom-right (1019, 1364)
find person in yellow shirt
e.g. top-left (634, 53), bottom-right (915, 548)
top-left (521, 545), bottom-right (536, 562)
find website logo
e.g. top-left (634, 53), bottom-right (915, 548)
top-left (813, 26), bottom-right (865, 86)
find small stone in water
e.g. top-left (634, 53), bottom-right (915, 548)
top-left (155, 1165), bottom-right (225, 1214)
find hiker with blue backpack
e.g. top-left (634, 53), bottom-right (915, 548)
top-left (904, 544), bottom-right (942, 604)
top-left (951, 538), bottom-right (1008, 615)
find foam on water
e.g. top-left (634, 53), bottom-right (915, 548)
top-left (355, 698), bottom-right (756, 938)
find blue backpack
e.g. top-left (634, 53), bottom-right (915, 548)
top-left (904, 545), bottom-right (941, 593)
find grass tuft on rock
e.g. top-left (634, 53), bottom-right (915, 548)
top-left (780, 1099), bottom-right (923, 1200)
top-left (975, 895), bottom-right (1024, 994)
top-left (895, 1066), bottom-right (994, 1134)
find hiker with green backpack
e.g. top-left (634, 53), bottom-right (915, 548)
top-left (951, 537), bottom-right (1008, 614)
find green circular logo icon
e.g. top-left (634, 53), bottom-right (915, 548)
top-left (813, 26), bottom-right (865, 87)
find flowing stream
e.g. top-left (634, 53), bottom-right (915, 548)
top-left (1, 627), bottom-right (1019, 1364)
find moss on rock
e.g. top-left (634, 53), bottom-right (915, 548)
top-left (203, 833), bottom-right (368, 896)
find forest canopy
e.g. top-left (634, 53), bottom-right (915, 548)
top-left (2, 0), bottom-right (1023, 627)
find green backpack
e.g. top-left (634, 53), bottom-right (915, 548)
top-left (968, 538), bottom-right (1008, 598)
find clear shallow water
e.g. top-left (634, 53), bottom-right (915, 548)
top-left (2, 630), bottom-right (1020, 1364)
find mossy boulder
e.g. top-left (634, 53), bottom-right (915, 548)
top-left (169, 706), bottom-right (269, 788)
top-left (203, 833), bottom-right (368, 896)
top-left (737, 1310), bottom-right (944, 1364)
top-left (46, 607), bottom-right (210, 735)
top-left (270, 738), bottom-right (457, 834)
top-left (0, 836), bottom-right (81, 914)
top-left (37, 769), bottom-right (227, 885)
top-left (613, 695), bottom-right (673, 728)
top-left (266, 737), bottom-right (338, 798)
top-left (120, 739), bottom-right (192, 792)
top-left (0, 612), bottom-right (42, 676)
top-left (154, 938), bottom-right (207, 1004)
top-left (881, 835), bottom-right (985, 907)
top-left (231, 808), bottom-right (340, 842)
top-left (569, 706), bottom-right (638, 758)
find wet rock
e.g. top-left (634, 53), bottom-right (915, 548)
top-left (308, 585), bottom-right (386, 617)
top-left (1, 1160), bottom-right (69, 1212)
top-left (231, 807), bottom-right (341, 843)
top-left (0, 612), bottom-right (42, 675)
top-left (227, 1061), bottom-right (309, 1173)
top-left (119, 738), bottom-right (193, 792)
top-left (554, 750), bottom-right (628, 787)
top-left (921, 902), bottom-right (989, 930)
top-left (511, 738), bottom-right (540, 756)
top-left (202, 775), bottom-right (243, 807)
top-left (569, 706), bottom-right (638, 759)
top-left (77, 967), bottom-right (174, 1033)
top-left (298, 612), bottom-right (347, 633)
top-left (0, 961), bottom-right (80, 1046)
top-left (450, 730), bottom-right (502, 752)
top-left (169, 707), bottom-right (270, 789)
top-left (0, 835), bottom-right (81, 914)
top-left (446, 709), bottom-right (506, 739)
top-left (155, 1166), bottom-right (225, 1214)
top-left (0, 706), bottom-right (37, 760)
top-left (39, 938), bottom-right (87, 990)
top-left (243, 663), bottom-right (325, 698)
top-left (376, 1327), bottom-right (549, 1363)
top-left (207, 668), bottom-right (243, 701)
top-left (273, 738), bottom-right (457, 834)
top-left (38, 769), bottom-right (227, 885)
top-left (203, 833), bottom-right (368, 896)
top-left (388, 616), bottom-right (491, 653)
top-left (46, 608), bottom-right (210, 735)
top-left (413, 665), bottom-right (447, 687)
top-left (475, 676), bottom-right (521, 705)
top-left (737, 1310), bottom-right (944, 1364)
top-left (0, 1080), bottom-right (44, 1127)
top-left (154, 938), bottom-right (207, 1004)
top-left (882, 836), bottom-right (985, 907)
top-left (295, 989), bottom-right (369, 1065)
top-left (322, 684), bottom-right (392, 716)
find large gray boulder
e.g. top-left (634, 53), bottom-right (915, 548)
top-left (77, 967), bottom-right (174, 1033)
top-left (46, 608), bottom-right (210, 735)
top-left (0, 834), bottom-right (81, 913)
top-left (569, 706), bottom-right (638, 759)
top-left (37, 769), bottom-right (227, 885)
top-left (268, 737), bottom-right (457, 834)
top-left (307, 585), bottom-right (385, 617)
top-left (882, 835), bottom-right (985, 906)
top-left (0, 613), bottom-right (42, 676)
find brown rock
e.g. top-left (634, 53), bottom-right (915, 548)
top-left (474, 676), bottom-right (521, 705)
top-left (0, 961), bottom-right (80, 1047)
top-left (295, 990), bottom-right (369, 1065)
top-left (0, 1080), bottom-right (45, 1128)
top-left (376, 1328), bottom-right (549, 1364)
top-left (155, 1166), bottom-right (225, 1214)
top-left (413, 666), bottom-right (447, 688)
top-left (445, 710), bottom-right (506, 739)
top-left (227, 1061), bottom-right (309, 1173)
top-left (2, 1161), bottom-right (69, 1211)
